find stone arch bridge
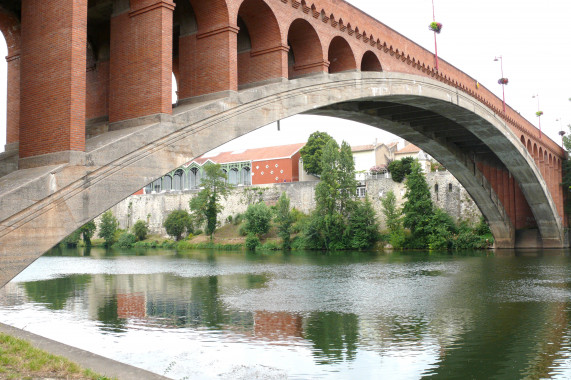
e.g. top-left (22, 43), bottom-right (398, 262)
top-left (0, 0), bottom-right (567, 287)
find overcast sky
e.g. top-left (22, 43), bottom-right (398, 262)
top-left (0, 0), bottom-right (569, 154)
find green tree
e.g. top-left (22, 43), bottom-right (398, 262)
top-left (402, 161), bottom-right (434, 248)
top-left (244, 201), bottom-right (272, 237)
top-left (299, 131), bottom-right (335, 177)
top-left (133, 219), bottom-right (149, 241)
top-left (347, 196), bottom-right (380, 249)
top-left (79, 221), bottom-right (96, 246)
top-left (381, 190), bottom-right (405, 248)
top-left (305, 139), bottom-right (375, 250)
top-left (310, 139), bottom-right (346, 249)
top-left (98, 211), bottom-right (119, 247)
top-left (274, 192), bottom-right (294, 249)
top-left (388, 157), bottom-right (414, 182)
top-left (427, 208), bottom-right (457, 250)
top-left (338, 141), bottom-right (357, 218)
top-left (189, 163), bottom-right (231, 238)
top-left (163, 210), bottom-right (192, 241)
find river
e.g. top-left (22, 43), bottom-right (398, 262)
top-left (1, 247), bottom-right (571, 379)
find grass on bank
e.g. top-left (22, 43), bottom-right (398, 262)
top-left (0, 333), bottom-right (113, 380)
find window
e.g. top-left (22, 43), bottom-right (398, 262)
top-left (448, 183), bottom-right (453, 192)
top-left (152, 179), bottom-right (161, 193)
top-left (434, 184), bottom-right (439, 201)
top-left (241, 167), bottom-right (251, 185)
top-left (356, 186), bottom-right (366, 198)
top-left (190, 167), bottom-right (201, 188)
top-left (144, 183), bottom-right (152, 194)
top-left (173, 170), bottom-right (183, 191)
top-left (229, 168), bottom-right (239, 185)
top-left (163, 175), bottom-right (172, 192)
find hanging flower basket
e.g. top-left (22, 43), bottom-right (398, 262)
top-left (559, 130), bottom-right (566, 137)
top-left (497, 78), bottom-right (508, 85)
top-left (536, 111), bottom-right (543, 117)
top-left (429, 22), bottom-right (442, 33)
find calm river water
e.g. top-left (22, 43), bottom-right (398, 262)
top-left (2, 247), bottom-right (571, 379)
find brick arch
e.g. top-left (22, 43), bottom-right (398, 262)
top-left (188, 0), bottom-right (230, 31)
top-left (527, 139), bottom-right (532, 154)
top-left (520, 135), bottom-right (526, 145)
top-left (361, 50), bottom-right (382, 72)
top-left (0, 8), bottom-right (20, 147)
top-left (287, 18), bottom-right (325, 78)
top-left (177, 0), bottom-right (234, 99)
top-left (237, 0), bottom-right (286, 86)
top-left (328, 36), bottom-right (356, 73)
top-left (533, 143), bottom-right (538, 160)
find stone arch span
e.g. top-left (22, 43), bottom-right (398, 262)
top-left (0, 71), bottom-right (564, 288)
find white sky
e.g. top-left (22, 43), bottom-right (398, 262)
top-left (1, 0), bottom-right (570, 154)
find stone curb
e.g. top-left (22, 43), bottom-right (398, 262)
top-left (0, 322), bottom-right (171, 380)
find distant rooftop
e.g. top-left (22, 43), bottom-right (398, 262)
top-left (396, 143), bottom-right (421, 154)
top-left (186, 143), bottom-right (306, 166)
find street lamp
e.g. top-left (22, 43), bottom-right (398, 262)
top-left (494, 56), bottom-right (507, 113)
top-left (533, 94), bottom-right (542, 139)
top-left (431, 0), bottom-right (439, 71)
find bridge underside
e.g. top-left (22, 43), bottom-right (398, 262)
top-left (0, 72), bottom-right (565, 288)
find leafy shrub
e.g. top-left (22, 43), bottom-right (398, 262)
top-left (244, 202), bottom-right (272, 236)
top-left (133, 220), bottom-right (149, 241)
top-left (115, 232), bottom-right (136, 248)
top-left (163, 210), bottom-right (192, 240)
top-left (259, 241), bottom-right (280, 251)
top-left (245, 233), bottom-right (260, 251)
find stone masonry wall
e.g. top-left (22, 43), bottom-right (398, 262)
top-left (103, 171), bottom-right (482, 237)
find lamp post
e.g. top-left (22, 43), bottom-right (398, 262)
top-left (533, 94), bottom-right (542, 139)
top-left (494, 56), bottom-right (507, 113)
top-left (431, 0), bottom-right (439, 71)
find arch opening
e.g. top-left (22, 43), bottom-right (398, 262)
top-left (237, 0), bottom-right (284, 87)
top-left (287, 18), bottom-right (324, 78)
top-left (328, 36), bottom-right (356, 73)
top-left (361, 50), bottom-right (382, 72)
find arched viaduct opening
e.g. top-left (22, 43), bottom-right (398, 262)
top-left (0, 72), bottom-right (565, 289)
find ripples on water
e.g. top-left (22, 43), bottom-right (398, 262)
top-left (1, 248), bottom-right (571, 379)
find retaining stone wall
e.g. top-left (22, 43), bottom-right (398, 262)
top-left (103, 171), bottom-right (481, 237)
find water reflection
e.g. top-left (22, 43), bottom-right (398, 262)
top-left (0, 248), bottom-right (570, 378)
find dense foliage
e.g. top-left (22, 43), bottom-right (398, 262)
top-left (133, 220), bottom-right (149, 241)
top-left (388, 157), bottom-right (414, 182)
top-left (189, 163), bottom-right (231, 238)
top-left (163, 210), bottom-right (192, 241)
top-left (98, 211), bottom-right (119, 247)
top-left (380, 190), bottom-right (405, 248)
top-left (79, 221), bottom-right (96, 246)
top-left (299, 131), bottom-right (335, 177)
top-left (303, 139), bottom-right (379, 250)
top-left (244, 201), bottom-right (272, 237)
top-left (274, 192), bottom-right (294, 250)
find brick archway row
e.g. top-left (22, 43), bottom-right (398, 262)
top-left (0, 72), bottom-right (565, 289)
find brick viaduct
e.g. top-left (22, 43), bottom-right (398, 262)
top-left (0, 0), bottom-right (567, 287)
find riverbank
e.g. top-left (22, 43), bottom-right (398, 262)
top-left (0, 323), bottom-right (169, 380)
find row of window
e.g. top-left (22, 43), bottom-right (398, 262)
top-left (144, 167), bottom-right (251, 194)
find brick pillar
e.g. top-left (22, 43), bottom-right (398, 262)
top-left (178, 26), bottom-right (238, 100)
top-left (5, 53), bottom-right (19, 148)
top-left (19, 0), bottom-right (87, 161)
top-left (109, 0), bottom-right (174, 124)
